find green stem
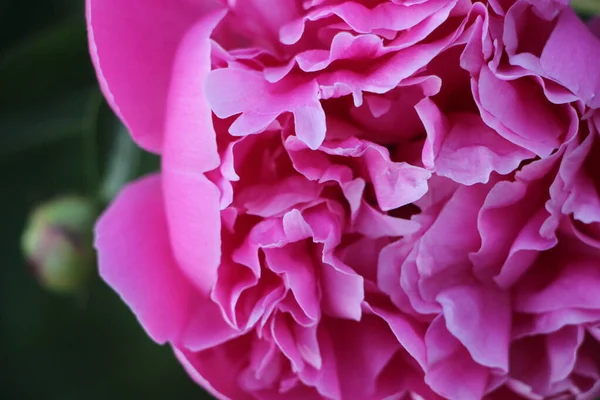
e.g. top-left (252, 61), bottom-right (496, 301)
top-left (98, 124), bottom-right (141, 204)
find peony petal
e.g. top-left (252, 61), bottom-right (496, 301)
top-left (319, 256), bottom-right (364, 321)
top-left (425, 316), bottom-right (490, 400)
top-left (415, 183), bottom-right (489, 300)
top-left (560, 123), bottom-right (600, 225)
top-left (515, 255), bottom-right (600, 314)
top-left (515, 309), bottom-right (600, 338)
top-left (471, 155), bottom-right (560, 285)
top-left (538, 7), bottom-right (600, 108)
top-left (238, 176), bottom-right (323, 218)
top-left (546, 326), bottom-right (584, 384)
top-left (281, 0), bottom-right (453, 45)
top-left (175, 337), bottom-right (254, 400)
top-left (161, 5), bottom-right (226, 294)
top-left (417, 99), bottom-right (533, 185)
top-left (91, 0), bottom-right (600, 398)
top-left (319, 138), bottom-right (432, 211)
top-left (264, 242), bottom-right (321, 323)
top-left (87, 0), bottom-right (225, 151)
top-left (95, 175), bottom-right (195, 344)
top-left (325, 315), bottom-right (401, 400)
top-left (508, 326), bottom-right (586, 396)
top-left (475, 66), bottom-right (568, 156)
top-left (162, 172), bottom-right (222, 294)
top-left (297, 326), bottom-right (342, 399)
top-left (182, 299), bottom-right (244, 351)
top-left (437, 284), bottom-right (511, 372)
top-left (295, 33), bottom-right (386, 73)
top-left (437, 114), bottom-right (532, 184)
top-left (353, 200), bottom-right (421, 238)
top-left (366, 303), bottom-right (428, 370)
top-left (205, 69), bottom-right (326, 149)
top-left (271, 313), bottom-right (308, 372)
top-left (589, 17), bottom-right (600, 39)
top-left (492, 207), bottom-right (558, 289)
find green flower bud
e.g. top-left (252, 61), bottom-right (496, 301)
top-left (21, 196), bottom-right (97, 295)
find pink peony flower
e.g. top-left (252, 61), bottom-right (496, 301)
top-left (89, 0), bottom-right (600, 398)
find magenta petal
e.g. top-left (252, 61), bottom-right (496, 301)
top-left (182, 300), bottom-right (243, 351)
top-left (515, 255), bottom-right (600, 313)
top-left (414, 184), bottom-right (489, 298)
top-left (539, 8), bottom-right (600, 108)
top-left (353, 200), bottom-right (421, 238)
top-left (320, 258), bottom-right (364, 321)
top-left (162, 172), bottom-right (222, 294)
top-left (271, 313), bottom-right (308, 372)
top-left (162, 7), bottom-right (226, 175)
top-left (326, 316), bottom-right (400, 400)
top-left (546, 326), bottom-right (584, 384)
top-left (367, 303), bottom-right (428, 370)
top-left (425, 316), bottom-right (490, 400)
top-left (508, 326), bottom-right (586, 396)
top-left (205, 69), bottom-right (326, 149)
top-left (238, 176), bottom-right (322, 218)
top-left (476, 65), bottom-right (567, 156)
top-left (589, 17), bottom-right (600, 38)
top-left (264, 243), bottom-right (321, 323)
top-left (90, 0), bottom-right (600, 397)
top-left (560, 126), bottom-right (600, 226)
top-left (87, 0), bottom-right (225, 151)
top-left (293, 324), bottom-right (322, 370)
top-left (318, 138), bottom-right (431, 211)
top-left (437, 284), bottom-right (511, 372)
top-left (365, 148), bottom-right (431, 211)
top-left (175, 338), bottom-right (254, 400)
top-left (174, 349), bottom-right (236, 400)
top-left (418, 99), bottom-right (533, 184)
top-left (297, 326), bottom-right (342, 399)
top-left (435, 113), bottom-right (533, 185)
top-left (516, 309), bottom-right (600, 337)
top-left (161, 6), bottom-right (226, 295)
top-left (95, 175), bottom-right (195, 344)
top-left (295, 33), bottom-right (385, 73)
top-left (471, 155), bottom-right (560, 285)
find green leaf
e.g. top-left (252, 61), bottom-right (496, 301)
top-left (573, 0), bottom-right (600, 16)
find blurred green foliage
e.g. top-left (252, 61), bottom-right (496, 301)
top-left (0, 1), bottom-right (209, 399)
top-left (573, 0), bottom-right (600, 17)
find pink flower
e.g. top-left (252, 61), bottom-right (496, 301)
top-left (89, 0), bottom-right (600, 399)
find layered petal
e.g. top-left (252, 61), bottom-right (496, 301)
top-left (90, 0), bottom-right (600, 399)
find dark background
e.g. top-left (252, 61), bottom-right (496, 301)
top-left (0, 1), bottom-right (211, 398)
